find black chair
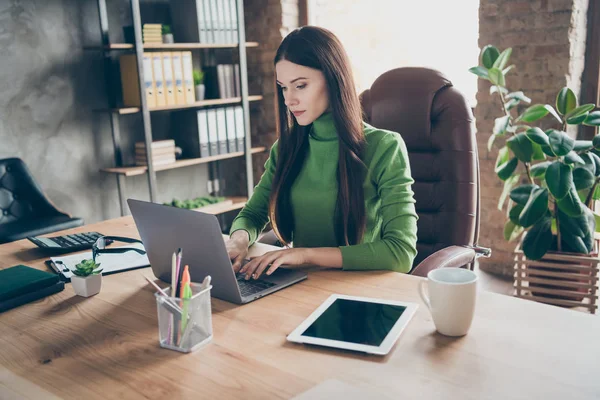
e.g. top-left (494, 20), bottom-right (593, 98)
top-left (0, 158), bottom-right (84, 244)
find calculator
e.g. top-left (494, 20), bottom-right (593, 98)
top-left (27, 232), bottom-right (113, 253)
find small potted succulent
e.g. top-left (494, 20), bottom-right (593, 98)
top-left (193, 69), bottom-right (205, 101)
top-left (162, 25), bottom-right (174, 44)
top-left (71, 259), bottom-right (103, 297)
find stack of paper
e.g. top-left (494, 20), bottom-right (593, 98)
top-left (135, 140), bottom-right (176, 166)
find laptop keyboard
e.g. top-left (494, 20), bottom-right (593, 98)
top-left (236, 273), bottom-right (276, 297)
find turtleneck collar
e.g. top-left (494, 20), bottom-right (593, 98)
top-left (310, 112), bottom-right (338, 141)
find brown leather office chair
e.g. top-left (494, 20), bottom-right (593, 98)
top-left (258, 67), bottom-right (490, 275)
top-left (360, 67), bottom-right (489, 277)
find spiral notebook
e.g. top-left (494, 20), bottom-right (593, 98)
top-left (47, 243), bottom-right (150, 282)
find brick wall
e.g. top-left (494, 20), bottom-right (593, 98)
top-left (476, 0), bottom-right (589, 276)
top-left (222, 0), bottom-right (298, 200)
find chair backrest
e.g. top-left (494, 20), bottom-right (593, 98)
top-left (0, 158), bottom-right (59, 225)
top-left (360, 67), bottom-right (480, 268)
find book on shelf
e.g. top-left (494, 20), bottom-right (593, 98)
top-left (119, 53), bottom-right (157, 108)
top-left (135, 139), bottom-right (175, 150)
top-left (161, 53), bottom-right (176, 106)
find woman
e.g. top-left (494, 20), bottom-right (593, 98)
top-left (225, 26), bottom-right (418, 280)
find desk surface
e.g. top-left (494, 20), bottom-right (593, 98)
top-left (0, 216), bottom-right (599, 400)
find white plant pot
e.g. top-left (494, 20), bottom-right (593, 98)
top-left (71, 274), bottom-right (102, 297)
top-left (162, 33), bottom-right (174, 44)
top-left (195, 84), bottom-right (205, 101)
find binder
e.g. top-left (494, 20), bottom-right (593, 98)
top-left (233, 63), bottom-right (241, 97)
top-left (234, 106), bottom-right (245, 151)
top-left (119, 53), bottom-right (156, 107)
top-left (170, 111), bottom-right (210, 158)
top-left (151, 52), bottom-right (167, 106)
top-left (161, 52), bottom-right (176, 106)
top-left (225, 107), bottom-right (238, 152)
top-left (217, 64), bottom-right (227, 99)
top-left (171, 52), bottom-right (186, 105)
top-left (198, 110), bottom-right (210, 157)
top-left (229, 0), bottom-right (239, 44)
top-left (216, 107), bottom-right (228, 154)
top-left (207, 108), bottom-right (220, 155)
top-left (181, 51), bottom-right (196, 104)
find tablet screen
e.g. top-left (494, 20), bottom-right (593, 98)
top-left (300, 298), bottom-right (408, 346)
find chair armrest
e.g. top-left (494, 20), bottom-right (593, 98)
top-left (410, 245), bottom-right (477, 277)
top-left (257, 230), bottom-right (282, 247)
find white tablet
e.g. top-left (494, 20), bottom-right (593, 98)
top-left (286, 294), bottom-right (418, 356)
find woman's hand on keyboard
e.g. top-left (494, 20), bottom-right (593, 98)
top-left (227, 230), bottom-right (250, 273)
top-left (240, 248), bottom-right (307, 280)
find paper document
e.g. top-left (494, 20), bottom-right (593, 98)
top-left (49, 243), bottom-right (150, 281)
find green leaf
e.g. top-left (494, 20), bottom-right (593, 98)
top-left (490, 85), bottom-right (508, 95)
top-left (524, 127), bottom-right (549, 145)
top-left (544, 105), bottom-right (563, 124)
top-left (496, 157), bottom-right (519, 180)
top-left (509, 204), bottom-right (525, 225)
top-left (531, 143), bottom-right (546, 161)
top-left (504, 220), bottom-right (524, 242)
top-left (503, 65), bottom-right (515, 75)
top-left (505, 98), bottom-right (520, 111)
top-left (469, 66), bottom-right (489, 80)
top-left (519, 187), bottom-right (549, 227)
top-left (541, 144), bottom-right (557, 157)
top-left (583, 111), bottom-right (600, 126)
top-left (522, 216), bottom-right (553, 260)
top-left (580, 153), bottom-right (597, 175)
top-left (510, 184), bottom-right (537, 205)
top-left (565, 104), bottom-right (595, 121)
top-left (545, 161), bottom-right (572, 199)
top-left (493, 116), bottom-right (510, 135)
top-left (556, 185), bottom-right (585, 217)
top-left (481, 45), bottom-right (500, 69)
top-left (588, 152), bottom-right (600, 176)
top-left (567, 112), bottom-right (590, 125)
top-left (572, 167), bottom-right (595, 190)
top-left (493, 48), bottom-right (512, 70)
top-left (594, 211), bottom-right (600, 232)
top-left (506, 91), bottom-right (531, 103)
top-left (487, 133), bottom-right (498, 152)
top-left (495, 146), bottom-right (510, 168)
top-left (517, 104), bottom-right (549, 123)
top-left (573, 140), bottom-right (593, 152)
top-left (499, 174), bottom-right (521, 210)
top-left (530, 161), bottom-right (551, 178)
top-left (558, 208), bottom-right (595, 254)
top-left (488, 68), bottom-right (505, 86)
top-left (593, 135), bottom-right (600, 150)
top-left (594, 185), bottom-right (600, 201)
top-left (507, 133), bottom-right (534, 162)
top-left (556, 87), bottom-right (577, 115)
top-left (564, 151), bottom-right (585, 165)
top-left (547, 130), bottom-right (574, 156)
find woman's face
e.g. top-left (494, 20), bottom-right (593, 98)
top-left (275, 59), bottom-right (330, 126)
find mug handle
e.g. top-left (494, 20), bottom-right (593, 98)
top-left (419, 280), bottom-right (431, 310)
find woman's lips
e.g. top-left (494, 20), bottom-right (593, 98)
top-left (292, 111), bottom-right (305, 117)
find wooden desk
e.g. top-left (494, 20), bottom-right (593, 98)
top-left (1, 216), bottom-right (599, 400)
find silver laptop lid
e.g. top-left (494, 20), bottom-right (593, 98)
top-left (127, 199), bottom-right (243, 303)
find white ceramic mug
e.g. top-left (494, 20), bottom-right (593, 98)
top-left (419, 268), bottom-right (478, 337)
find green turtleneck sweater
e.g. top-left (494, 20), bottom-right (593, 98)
top-left (230, 112), bottom-right (418, 273)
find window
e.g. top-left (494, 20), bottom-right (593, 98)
top-left (308, 0), bottom-right (480, 106)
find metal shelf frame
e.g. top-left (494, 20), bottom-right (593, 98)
top-left (95, 0), bottom-right (257, 216)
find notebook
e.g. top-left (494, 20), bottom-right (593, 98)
top-left (48, 242), bottom-right (150, 281)
top-left (0, 265), bottom-right (65, 313)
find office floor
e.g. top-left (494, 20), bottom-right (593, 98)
top-left (477, 267), bottom-right (600, 317)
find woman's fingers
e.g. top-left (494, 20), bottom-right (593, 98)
top-left (232, 254), bottom-right (245, 273)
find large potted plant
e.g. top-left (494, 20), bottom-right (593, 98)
top-left (469, 45), bottom-right (600, 311)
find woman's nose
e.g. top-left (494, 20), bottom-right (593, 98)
top-left (285, 93), bottom-right (298, 107)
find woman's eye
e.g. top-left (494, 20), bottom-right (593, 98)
top-left (297, 84), bottom-right (306, 90)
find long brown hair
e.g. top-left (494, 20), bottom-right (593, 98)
top-left (269, 26), bottom-right (366, 247)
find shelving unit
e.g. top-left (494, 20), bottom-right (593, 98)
top-left (93, 0), bottom-right (261, 217)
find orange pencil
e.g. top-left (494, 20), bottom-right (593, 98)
top-left (180, 265), bottom-right (190, 298)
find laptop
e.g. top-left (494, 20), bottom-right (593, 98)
top-left (127, 199), bottom-right (307, 304)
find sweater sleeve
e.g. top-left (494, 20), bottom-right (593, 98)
top-left (339, 133), bottom-right (418, 273)
top-left (229, 141), bottom-right (278, 246)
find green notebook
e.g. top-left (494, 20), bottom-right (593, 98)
top-left (0, 265), bottom-right (61, 304)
